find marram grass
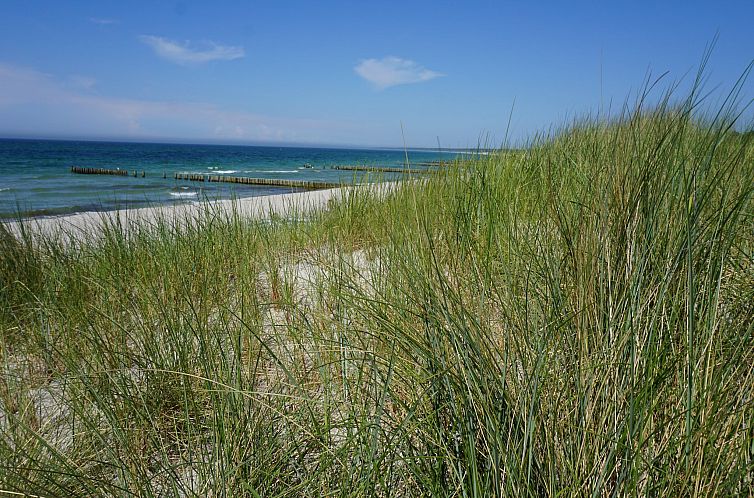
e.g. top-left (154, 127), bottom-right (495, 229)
top-left (1, 90), bottom-right (753, 496)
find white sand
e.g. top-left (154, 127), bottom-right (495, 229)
top-left (6, 184), bottom-right (388, 242)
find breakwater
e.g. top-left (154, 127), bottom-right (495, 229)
top-left (413, 161), bottom-right (452, 166)
top-left (331, 165), bottom-right (438, 174)
top-left (71, 166), bottom-right (130, 176)
top-left (174, 173), bottom-right (341, 190)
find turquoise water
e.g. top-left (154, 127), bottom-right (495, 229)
top-left (0, 139), bottom-right (455, 219)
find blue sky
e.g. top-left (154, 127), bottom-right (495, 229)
top-left (0, 1), bottom-right (752, 148)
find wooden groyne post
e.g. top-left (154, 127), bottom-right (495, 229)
top-left (174, 173), bottom-right (341, 190)
top-left (71, 166), bottom-right (129, 176)
top-left (331, 165), bottom-right (438, 174)
top-left (413, 161), bottom-right (453, 167)
top-left (174, 173), bottom-right (206, 182)
top-left (71, 166), bottom-right (146, 177)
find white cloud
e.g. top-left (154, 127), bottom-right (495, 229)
top-left (139, 35), bottom-right (245, 65)
top-left (66, 75), bottom-right (97, 91)
top-left (354, 56), bottom-right (443, 89)
top-left (89, 17), bottom-right (117, 25)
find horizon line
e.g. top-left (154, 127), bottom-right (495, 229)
top-left (0, 135), bottom-right (499, 152)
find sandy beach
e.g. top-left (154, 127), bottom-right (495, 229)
top-left (5, 185), bottom-right (370, 241)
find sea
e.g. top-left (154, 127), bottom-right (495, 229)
top-left (0, 139), bottom-right (457, 219)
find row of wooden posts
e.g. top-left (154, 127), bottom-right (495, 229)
top-left (71, 166), bottom-right (144, 177)
top-left (70, 163), bottom-right (447, 190)
top-left (72, 162), bottom-right (449, 177)
top-left (71, 166), bottom-right (339, 189)
top-left (413, 161), bottom-right (452, 166)
top-left (332, 165), bottom-right (438, 174)
top-left (174, 173), bottom-right (341, 190)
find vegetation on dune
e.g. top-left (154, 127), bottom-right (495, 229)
top-left (1, 80), bottom-right (753, 496)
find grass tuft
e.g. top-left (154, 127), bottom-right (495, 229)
top-left (1, 78), bottom-right (753, 496)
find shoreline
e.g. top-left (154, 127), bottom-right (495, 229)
top-left (4, 184), bottom-right (372, 241)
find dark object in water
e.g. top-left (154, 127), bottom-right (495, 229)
top-left (71, 166), bottom-right (128, 176)
top-left (332, 165), bottom-right (438, 174)
top-left (175, 172), bottom-right (340, 190)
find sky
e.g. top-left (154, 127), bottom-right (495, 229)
top-left (0, 1), bottom-right (752, 148)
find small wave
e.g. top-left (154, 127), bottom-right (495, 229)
top-left (214, 170), bottom-right (238, 174)
top-left (0, 187), bottom-right (10, 192)
top-left (245, 169), bottom-right (299, 174)
top-left (170, 186), bottom-right (199, 198)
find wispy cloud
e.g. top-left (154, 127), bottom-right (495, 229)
top-left (354, 56), bottom-right (443, 89)
top-left (0, 62), bottom-right (356, 143)
top-left (66, 75), bottom-right (97, 91)
top-left (139, 35), bottom-right (245, 65)
top-left (89, 17), bottom-right (117, 25)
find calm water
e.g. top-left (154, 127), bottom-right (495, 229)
top-left (0, 139), bottom-right (455, 219)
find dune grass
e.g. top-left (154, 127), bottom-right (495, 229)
top-left (1, 82), bottom-right (753, 496)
